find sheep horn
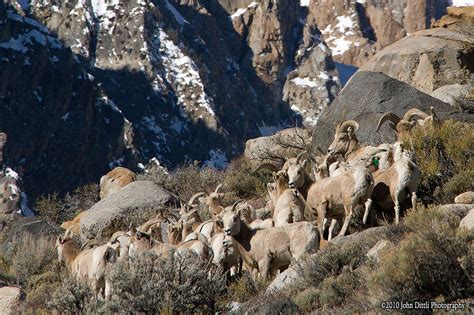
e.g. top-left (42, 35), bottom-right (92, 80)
top-left (138, 217), bottom-right (164, 233)
top-left (376, 113), bottom-right (400, 132)
top-left (231, 200), bottom-right (244, 212)
top-left (188, 192), bottom-right (206, 206)
top-left (403, 108), bottom-right (429, 122)
top-left (214, 183), bottom-right (224, 194)
top-left (338, 120), bottom-right (360, 134)
top-left (295, 151), bottom-right (309, 165)
top-left (252, 163), bottom-right (279, 174)
top-left (110, 231), bottom-right (127, 243)
top-left (80, 239), bottom-right (101, 251)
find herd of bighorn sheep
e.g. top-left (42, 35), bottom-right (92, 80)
top-left (55, 107), bottom-right (439, 298)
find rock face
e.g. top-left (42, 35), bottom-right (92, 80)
top-left (360, 7), bottom-right (474, 94)
top-left (80, 180), bottom-right (178, 240)
top-left (306, 0), bottom-right (450, 67)
top-left (366, 239), bottom-right (395, 263)
top-left (311, 71), bottom-right (474, 150)
top-left (436, 204), bottom-right (473, 219)
top-left (431, 84), bottom-right (473, 107)
top-left (266, 266), bottom-right (298, 293)
top-left (459, 208), bottom-right (474, 230)
top-left (245, 127), bottom-right (312, 168)
top-left (99, 167), bottom-right (136, 200)
top-left (454, 191), bottom-right (474, 204)
top-left (0, 287), bottom-right (21, 315)
top-left (0, 0), bottom-right (341, 197)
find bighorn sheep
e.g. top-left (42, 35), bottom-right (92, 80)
top-left (327, 120), bottom-right (388, 163)
top-left (222, 204), bottom-right (319, 279)
top-left (271, 171), bottom-right (305, 226)
top-left (196, 184), bottom-right (226, 219)
top-left (211, 233), bottom-right (256, 277)
top-left (306, 156), bottom-right (375, 241)
top-left (129, 218), bottom-right (211, 260)
top-left (56, 229), bottom-right (117, 299)
top-left (376, 107), bottom-right (440, 141)
top-left (364, 151), bottom-right (420, 225)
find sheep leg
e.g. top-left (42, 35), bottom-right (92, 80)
top-left (258, 255), bottom-right (272, 280)
top-left (318, 203), bottom-right (328, 240)
top-left (411, 192), bottom-right (417, 211)
top-left (328, 219), bottom-right (337, 242)
top-left (338, 206), bottom-right (353, 237)
top-left (363, 199), bottom-right (372, 225)
top-left (394, 199), bottom-right (400, 225)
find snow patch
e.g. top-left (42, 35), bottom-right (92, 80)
top-left (450, 0), bottom-right (474, 5)
top-left (231, 2), bottom-right (258, 19)
top-left (203, 149), bottom-right (228, 169)
top-left (291, 77), bottom-right (319, 88)
top-left (300, 0), bottom-right (310, 6)
top-left (330, 37), bottom-right (353, 55)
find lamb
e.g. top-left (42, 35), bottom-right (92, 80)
top-left (211, 233), bottom-right (256, 277)
top-left (306, 157), bottom-right (375, 241)
top-left (56, 229), bottom-right (117, 299)
top-left (221, 204), bottom-right (319, 279)
top-left (271, 171), bottom-right (305, 226)
top-left (376, 107), bottom-right (440, 141)
top-left (363, 151), bottom-right (420, 225)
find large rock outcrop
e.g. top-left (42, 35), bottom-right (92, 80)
top-left (80, 180), bottom-right (178, 240)
top-left (244, 127), bottom-right (312, 168)
top-left (360, 6), bottom-right (474, 94)
top-left (311, 71), bottom-right (474, 150)
top-left (306, 0), bottom-right (451, 67)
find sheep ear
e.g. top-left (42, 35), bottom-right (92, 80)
top-left (215, 219), bottom-right (223, 229)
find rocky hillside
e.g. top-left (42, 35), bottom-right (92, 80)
top-left (1, 0), bottom-right (454, 198)
top-left (307, 0), bottom-right (452, 67)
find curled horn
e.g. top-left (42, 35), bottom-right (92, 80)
top-left (295, 151), bottom-right (309, 165)
top-left (110, 231), bottom-right (127, 243)
top-left (252, 163), bottom-right (279, 174)
top-left (403, 108), bottom-right (429, 122)
top-left (231, 200), bottom-right (244, 212)
top-left (80, 239), bottom-right (101, 251)
top-left (338, 120), bottom-right (360, 134)
top-left (214, 183), bottom-right (224, 194)
top-left (376, 113), bottom-right (400, 132)
top-left (138, 217), bottom-right (164, 233)
top-left (188, 192), bottom-right (206, 206)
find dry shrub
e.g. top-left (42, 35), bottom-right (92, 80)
top-left (408, 120), bottom-right (474, 204)
top-left (11, 235), bottom-right (57, 285)
top-left (47, 276), bottom-right (104, 314)
top-left (9, 234), bottom-right (62, 312)
top-left (35, 183), bottom-right (99, 225)
top-left (139, 157), bottom-right (271, 204)
top-left (104, 251), bottom-right (226, 314)
top-left (371, 206), bottom-right (473, 303)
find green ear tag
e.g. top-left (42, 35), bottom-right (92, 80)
top-left (373, 157), bottom-right (379, 168)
